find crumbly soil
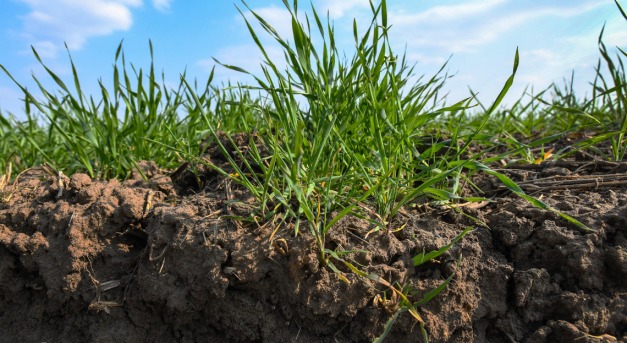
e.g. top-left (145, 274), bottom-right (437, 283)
top-left (1, 147), bottom-right (626, 342)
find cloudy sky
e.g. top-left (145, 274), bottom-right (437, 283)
top-left (0, 0), bottom-right (625, 118)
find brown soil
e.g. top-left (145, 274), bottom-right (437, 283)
top-left (1, 155), bottom-right (626, 342)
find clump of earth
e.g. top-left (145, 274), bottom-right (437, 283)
top-left (1, 141), bottom-right (626, 342)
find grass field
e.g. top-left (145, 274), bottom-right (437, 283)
top-left (1, 0), bottom-right (626, 340)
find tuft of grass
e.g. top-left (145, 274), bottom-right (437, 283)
top-left (206, 0), bottom-right (500, 265)
top-left (0, 41), bottom-right (256, 179)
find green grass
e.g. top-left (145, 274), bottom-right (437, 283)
top-left (2, 0), bottom-right (626, 341)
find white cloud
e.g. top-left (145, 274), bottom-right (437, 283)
top-left (387, 0), bottom-right (509, 54)
top-left (317, 0), bottom-right (370, 19)
top-left (12, 0), bottom-right (169, 58)
top-left (390, 0), bottom-right (506, 26)
top-left (389, 0), bottom-right (608, 54)
top-left (603, 30), bottom-right (627, 48)
top-left (471, 2), bottom-right (605, 48)
top-left (29, 40), bottom-right (59, 58)
top-left (152, 0), bottom-right (171, 12)
top-left (405, 52), bottom-right (447, 66)
top-left (246, 6), bottom-right (294, 40)
top-left (521, 49), bottom-right (559, 64)
top-left (116, 0), bottom-right (142, 5)
top-left (12, 0), bottom-right (182, 60)
top-left (564, 13), bottom-right (627, 49)
top-left (16, 0), bottom-right (140, 56)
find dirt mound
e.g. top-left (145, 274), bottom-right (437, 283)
top-left (0, 161), bottom-right (625, 342)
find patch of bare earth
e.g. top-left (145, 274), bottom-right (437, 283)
top-left (0, 158), bottom-right (625, 342)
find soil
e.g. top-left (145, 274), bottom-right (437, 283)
top-left (1, 143), bottom-right (626, 342)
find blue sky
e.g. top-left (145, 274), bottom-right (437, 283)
top-left (1, 0), bottom-right (626, 118)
